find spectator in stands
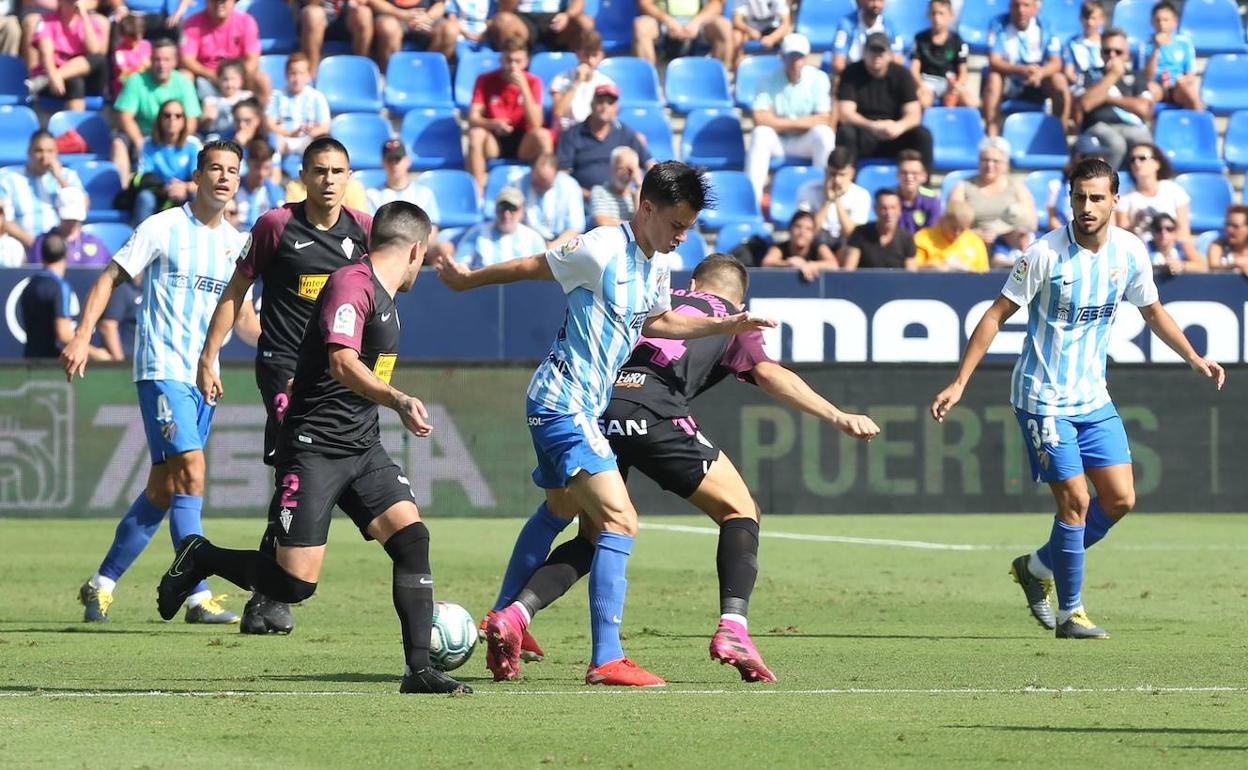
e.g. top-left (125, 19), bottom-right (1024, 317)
top-left (29, 187), bottom-right (109, 265)
top-left (1117, 141), bottom-right (1195, 253)
top-left (557, 82), bottom-right (654, 198)
top-left (98, 271), bottom-right (143, 361)
top-left (589, 146), bottom-right (641, 227)
top-left (910, 0), bottom-right (975, 109)
top-left (373, 0), bottom-right (458, 68)
top-left (467, 37), bottom-right (553, 189)
top-left (229, 97), bottom-right (268, 147)
top-left (490, 0), bottom-right (594, 52)
top-left (444, 0), bottom-right (494, 53)
top-left (19, 232), bottom-right (108, 360)
top-left (24, 0), bottom-right (109, 112)
top-left (0, 3), bottom-right (18, 58)
top-left (842, 188), bottom-right (915, 269)
top-left (729, 0), bottom-right (791, 72)
top-left (1072, 27), bottom-right (1151, 171)
top-left (522, 152), bottom-right (584, 247)
top-left (835, 32), bottom-right (934, 170)
top-left (17, 0), bottom-right (57, 70)
top-left (913, 199), bottom-right (987, 272)
top-left (895, 149), bottom-right (940, 234)
top-left (112, 38), bottom-right (203, 187)
top-left (745, 33), bottom-right (836, 198)
top-left (550, 30), bottom-right (614, 134)
top-left (456, 186), bottom-right (547, 268)
top-left (200, 59), bottom-right (252, 139)
top-left (949, 136), bottom-right (1036, 244)
top-left (989, 227), bottom-right (1034, 268)
top-left (130, 99), bottom-right (204, 225)
top-left (267, 53), bottom-right (331, 160)
top-left (1146, 212), bottom-right (1203, 275)
top-left (299, 0), bottom-right (374, 74)
top-left (0, 131), bottom-right (84, 251)
top-left (830, 0), bottom-right (904, 79)
top-left (633, 0), bottom-right (732, 69)
top-left (1141, 1), bottom-right (1202, 112)
top-left (1046, 133), bottom-right (1108, 229)
top-left (365, 138), bottom-right (452, 259)
top-left (235, 139), bottom-right (285, 228)
top-left (761, 210), bottom-right (837, 281)
top-left (180, 0), bottom-right (268, 102)
top-left (1062, 0), bottom-right (1105, 122)
top-left (982, 0), bottom-right (1070, 136)
top-left (111, 14), bottom-right (151, 99)
top-left (1208, 206), bottom-right (1248, 275)
top-left (796, 146), bottom-right (870, 254)
top-left (0, 206), bottom-right (26, 267)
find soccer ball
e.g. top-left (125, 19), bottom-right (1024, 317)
top-left (430, 601), bottom-right (477, 672)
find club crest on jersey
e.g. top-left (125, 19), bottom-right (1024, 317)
top-left (372, 353), bottom-right (397, 384)
top-left (1108, 267), bottom-right (1122, 286)
top-left (1010, 258), bottom-right (1028, 283)
top-left (341, 238), bottom-right (355, 259)
top-left (279, 507), bottom-right (293, 533)
top-left (332, 303), bottom-right (357, 335)
top-left (298, 274), bottom-right (329, 300)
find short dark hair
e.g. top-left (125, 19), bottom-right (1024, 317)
top-left (28, 129), bottom-right (54, 149)
top-left (827, 146), bottom-right (856, 171)
top-left (1151, 1), bottom-right (1178, 17)
top-left (302, 137), bottom-right (351, 169)
top-left (372, 201), bottom-right (432, 251)
top-left (896, 149), bottom-right (925, 167)
top-left (1070, 156), bottom-right (1119, 194)
top-left (232, 97), bottom-right (262, 117)
top-left (928, 0), bottom-right (952, 9)
top-left (151, 36), bottom-right (178, 54)
top-left (691, 253), bottom-right (749, 297)
top-left (874, 187), bottom-right (901, 204)
top-left (1149, 212), bottom-right (1176, 230)
top-left (788, 210), bottom-right (816, 229)
top-left (245, 138), bottom-right (274, 164)
top-left (41, 232), bottom-right (67, 265)
top-left (217, 58), bottom-right (246, 81)
top-left (197, 138), bottom-right (243, 171)
top-left (500, 36), bottom-right (527, 55)
top-left (1101, 26), bottom-right (1127, 44)
top-left (1080, 0), bottom-right (1104, 19)
top-left (639, 161), bottom-right (715, 213)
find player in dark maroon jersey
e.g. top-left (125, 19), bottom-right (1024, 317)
top-left (197, 136), bottom-right (372, 635)
top-left (488, 254), bottom-right (880, 683)
top-left (160, 201), bottom-right (470, 694)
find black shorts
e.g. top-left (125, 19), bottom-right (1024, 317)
top-left (255, 355), bottom-right (295, 466)
top-left (269, 443), bottom-right (416, 547)
top-left (601, 402), bottom-right (720, 499)
top-left (497, 128), bottom-right (525, 159)
top-left (519, 12), bottom-right (562, 49)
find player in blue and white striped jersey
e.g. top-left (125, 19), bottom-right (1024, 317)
top-left (931, 158), bottom-right (1224, 641)
top-left (437, 161), bottom-right (774, 687)
top-left (61, 139), bottom-right (261, 625)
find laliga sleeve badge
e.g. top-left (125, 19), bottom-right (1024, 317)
top-left (1011, 258), bottom-right (1028, 283)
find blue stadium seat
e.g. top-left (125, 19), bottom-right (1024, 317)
top-left (242, 0), bottom-right (296, 55)
top-left (126, 0), bottom-right (164, 12)
top-left (923, 107), bottom-right (984, 171)
top-left (82, 222), bottom-right (134, 255)
top-left (1179, 0), bottom-right (1248, 56)
top-left (259, 53), bottom-right (288, 93)
top-left (1195, 228), bottom-right (1221, 257)
top-left (597, 57), bottom-right (663, 109)
top-left (681, 109), bottom-right (745, 171)
top-left (384, 52), bottom-right (454, 115)
top-left (768, 165), bottom-right (821, 226)
top-left (939, 168), bottom-right (977, 205)
top-left (1175, 172), bottom-right (1236, 233)
top-left (673, 229), bottom-right (708, 270)
top-left (699, 170), bottom-right (762, 231)
top-left (889, 0), bottom-right (931, 53)
top-left (1154, 110), bottom-right (1225, 173)
top-left (353, 168), bottom-right (387, 190)
top-left (1111, 0), bottom-right (1156, 49)
top-left (529, 51), bottom-right (576, 113)
top-left (329, 113), bottom-right (391, 170)
top-left (0, 55), bottom-right (28, 106)
top-left (399, 109), bottom-right (465, 170)
top-left (48, 111), bottom-right (111, 162)
top-left (482, 164), bottom-right (528, 219)
top-left (1024, 170), bottom-right (1063, 227)
top-left (1200, 55), bottom-right (1248, 116)
top-left (1225, 110), bottom-right (1248, 172)
top-left (454, 49), bottom-right (501, 111)
top-left (76, 161), bottom-right (126, 224)
top-left (618, 106), bottom-right (676, 161)
top-left (1039, 0), bottom-right (1083, 43)
top-left (0, 105), bottom-right (39, 166)
top-left (715, 220), bottom-right (772, 253)
top-left (958, 0), bottom-right (1009, 54)
top-left (414, 169), bottom-right (482, 228)
top-left (594, 0), bottom-right (637, 56)
top-left (316, 55), bottom-right (383, 114)
top-left (1001, 113), bottom-right (1069, 170)
top-left (795, 0), bottom-right (855, 53)
top-left (734, 55), bottom-right (784, 112)
top-left (854, 163), bottom-right (898, 203)
top-left (664, 56), bottom-right (733, 114)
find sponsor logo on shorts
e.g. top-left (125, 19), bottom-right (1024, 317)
top-left (601, 418), bottom-right (648, 436)
top-left (614, 371), bottom-right (646, 388)
top-left (298, 274), bottom-right (330, 300)
top-left (372, 353), bottom-right (397, 384)
top-left (298, 434), bottom-right (312, 444)
top-left (527, 416), bottom-right (543, 426)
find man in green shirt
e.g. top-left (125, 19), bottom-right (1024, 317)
top-left (110, 38), bottom-right (203, 184)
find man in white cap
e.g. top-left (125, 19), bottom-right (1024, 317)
top-left (455, 186), bottom-right (548, 269)
top-left (29, 186), bottom-right (112, 266)
top-left (745, 33), bottom-right (835, 198)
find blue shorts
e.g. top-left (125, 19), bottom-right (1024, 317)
top-left (526, 399), bottom-right (618, 489)
top-left (136, 380), bottom-right (215, 465)
top-left (1015, 403), bottom-right (1131, 483)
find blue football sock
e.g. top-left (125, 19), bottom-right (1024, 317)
top-left (169, 493), bottom-right (209, 597)
top-left (1035, 497), bottom-right (1118, 570)
top-left (97, 494), bottom-right (166, 582)
top-left (492, 503), bottom-right (572, 612)
top-left (1048, 519), bottom-right (1086, 612)
top-left (589, 531), bottom-right (633, 667)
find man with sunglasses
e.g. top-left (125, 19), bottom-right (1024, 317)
top-left (455, 187), bottom-right (547, 268)
top-left (1071, 27), bottom-right (1152, 171)
top-left (556, 83), bottom-right (653, 201)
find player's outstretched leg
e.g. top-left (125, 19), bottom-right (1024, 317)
top-left (80, 493), bottom-right (167, 622)
top-left (241, 528), bottom-right (295, 635)
top-left (709, 518), bottom-right (776, 683)
top-left (584, 531), bottom-right (665, 687)
top-left (158, 536), bottom-right (318, 621)
top-left (169, 494), bottom-right (238, 625)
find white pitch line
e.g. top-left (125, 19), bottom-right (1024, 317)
top-left (639, 522), bottom-right (990, 551)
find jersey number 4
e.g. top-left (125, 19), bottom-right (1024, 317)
top-left (1026, 416), bottom-right (1060, 450)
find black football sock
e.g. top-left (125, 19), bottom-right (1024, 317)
top-left (717, 518), bottom-right (760, 618)
top-left (514, 534), bottom-right (595, 618)
top-left (384, 522), bottom-right (434, 672)
top-left (192, 541), bottom-right (318, 603)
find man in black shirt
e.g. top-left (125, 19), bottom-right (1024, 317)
top-left (836, 31), bottom-right (934, 170)
top-left (486, 255), bottom-right (880, 683)
top-left (198, 136), bottom-right (373, 635)
top-left (160, 202), bottom-right (470, 695)
top-left (843, 188), bottom-right (916, 269)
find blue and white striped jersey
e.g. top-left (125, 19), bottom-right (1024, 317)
top-left (112, 204), bottom-right (249, 384)
top-left (0, 166), bottom-right (83, 241)
top-left (267, 86), bottom-right (331, 133)
top-left (1001, 224), bottom-right (1158, 416)
top-left (527, 223), bottom-right (672, 417)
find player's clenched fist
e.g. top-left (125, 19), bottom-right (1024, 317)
top-left (836, 412), bottom-right (881, 442)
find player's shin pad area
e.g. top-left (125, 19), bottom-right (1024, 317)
top-left (1, 515), bottom-right (1245, 769)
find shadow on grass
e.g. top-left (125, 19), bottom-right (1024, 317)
top-left (1174, 746), bottom-right (1248, 752)
top-left (261, 672), bottom-right (497, 685)
top-left (0, 625), bottom-right (193, 635)
top-left (947, 725), bottom-right (1248, 736)
top-left (651, 632), bottom-right (1039, 641)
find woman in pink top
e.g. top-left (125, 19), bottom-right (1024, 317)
top-left (27, 0), bottom-right (109, 111)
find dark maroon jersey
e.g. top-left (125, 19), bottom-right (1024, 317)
top-left (237, 203), bottom-right (372, 365)
top-left (610, 289), bottom-right (773, 417)
top-left (281, 259), bottom-right (400, 457)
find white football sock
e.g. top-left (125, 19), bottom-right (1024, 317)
top-left (90, 574), bottom-right (116, 593)
top-left (1028, 551), bottom-right (1054, 580)
top-left (509, 601), bottom-right (532, 625)
top-left (186, 589), bottom-right (212, 608)
top-left (720, 613), bottom-right (748, 628)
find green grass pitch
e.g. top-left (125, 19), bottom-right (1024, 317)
top-left (1, 514), bottom-right (1246, 769)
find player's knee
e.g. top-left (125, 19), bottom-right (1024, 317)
top-left (144, 488), bottom-right (172, 511)
top-left (1105, 490), bottom-right (1134, 518)
top-left (275, 570), bottom-right (318, 603)
top-left (599, 508), bottom-right (638, 538)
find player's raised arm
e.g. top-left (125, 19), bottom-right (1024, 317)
top-left (60, 261), bottom-right (130, 381)
top-left (198, 268), bottom-right (256, 403)
top-left (434, 252), bottom-right (555, 291)
top-left (930, 293), bottom-right (1020, 422)
top-left (1139, 302), bottom-right (1226, 390)
top-left (643, 309), bottom-right (777, 340)
top-left (750, 361), bottom-right (880, 441)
